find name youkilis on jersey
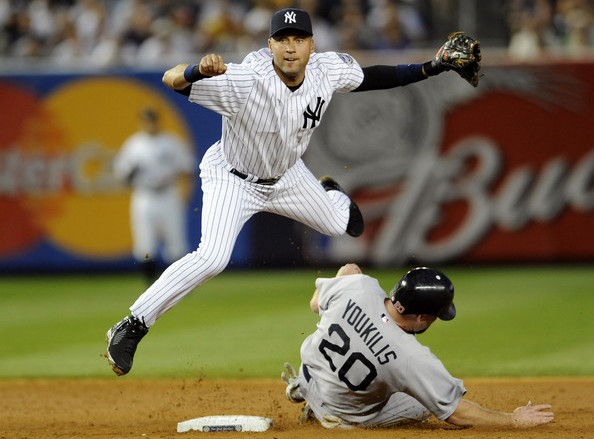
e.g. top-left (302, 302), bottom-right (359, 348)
top-left (342, 299), bottom-right (397, 365)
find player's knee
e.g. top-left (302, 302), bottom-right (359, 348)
top-left (190, 249), bottom-right (231, 278)
top-left (205, 257), bottom-right (229, 278)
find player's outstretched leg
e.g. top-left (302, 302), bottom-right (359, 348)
top-left (319, 176), bottom-right (364, 237)
top-left (105, 315), bottom-right (148, 376)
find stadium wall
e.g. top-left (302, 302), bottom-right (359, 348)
top-left (1, 61), bottom-right (592, 272)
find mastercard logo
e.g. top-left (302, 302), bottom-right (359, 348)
top-left (0, 77), bottom-right (192, 259)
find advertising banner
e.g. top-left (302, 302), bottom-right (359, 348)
top-left (0, 71), bottom-right (230, 272)
top-left (1, 62), bottom-right (593, 272)
top-left (304, 62), bottom-right (594, 265)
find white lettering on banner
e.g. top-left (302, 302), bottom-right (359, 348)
top-left (0, 143), bottom-right (121, 196)
top-left (567, 150), bottom-right (594, 209)
top-left (371, 137), bottom-right (594, 265)
top-left (302, 67), bottom-right (593, 264)
top-left (71, 142), bottom-right (120, 194)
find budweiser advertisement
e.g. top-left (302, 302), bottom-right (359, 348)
top-left (304, 62), bottom-right (594, 265)
top-left (1, 62), bottom-right (592, 271)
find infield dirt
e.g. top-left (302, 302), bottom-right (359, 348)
top-left (1, 377), bottom-right (592, 439)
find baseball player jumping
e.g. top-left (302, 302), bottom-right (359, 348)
top-left (105, 8), bottom-right (480, 376)
top-left (281, 263), bottom-right (554, 429)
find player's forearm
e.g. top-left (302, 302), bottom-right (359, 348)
top-left (448, 398), bottom-right (554, 428)
top-left (446, 399), bottom-right (512, 427)
top-left (162, 64), bottom-right (192, 90)
top-left (310, 289), bottom-right (319, 314)
top-left (335, 263), bottom-right (361, 276)
top-left (354, 63), bottom-right (440, 92)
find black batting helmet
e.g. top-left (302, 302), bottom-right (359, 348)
top-left (389, 267), bottom-right (456, 321)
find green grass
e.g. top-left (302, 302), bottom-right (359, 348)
top-left (413, 265), bottom-right (594, 376)
top-left (0, 265), bottom-right (592, 379)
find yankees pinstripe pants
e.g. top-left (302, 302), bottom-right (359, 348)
top-left (130, 144), bottom-right (351, 326)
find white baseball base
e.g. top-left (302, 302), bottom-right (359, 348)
top-left (177, 415), bottom-right (274, 433)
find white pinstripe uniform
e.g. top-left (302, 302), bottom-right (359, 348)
top-left (298, 274), bottom-right (466, 428)
top-left (114, 129), bottom-right (194, 264)
top-left (130, 48), bottom-right (365, 326)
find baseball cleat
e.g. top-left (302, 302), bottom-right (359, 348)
top-left (319, 176), bottom-right (364, 237)
top-left (105, 315), bottom-right (148, 376)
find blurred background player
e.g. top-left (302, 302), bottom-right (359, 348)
top-left (113, 107), bottom-right (195, 284)
top-left (281, 263), bottom-right (554, 429)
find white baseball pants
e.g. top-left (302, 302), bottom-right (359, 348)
top-left (130, 144), bottom-right (351, 326)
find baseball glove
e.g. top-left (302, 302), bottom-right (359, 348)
top-left (434, 31), bottom-right (483, 87)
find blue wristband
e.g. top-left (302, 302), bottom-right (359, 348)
top-left (395, 63), bottom-right (426, 86)
top-left (183, 64), bottom-right (204, 83)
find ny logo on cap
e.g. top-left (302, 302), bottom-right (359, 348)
top-left (284, 11), bottom-right (296, 24)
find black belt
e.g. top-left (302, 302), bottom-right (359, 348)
top-left (230, 168), bottom-right (280, 185)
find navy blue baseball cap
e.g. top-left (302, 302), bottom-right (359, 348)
top-left (270, 8), bottom-right (313, 37)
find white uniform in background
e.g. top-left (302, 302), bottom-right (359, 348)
top-left (298, 274), bottom-right (466, 427)
top-left (114, 130), bottom-right (195, 264)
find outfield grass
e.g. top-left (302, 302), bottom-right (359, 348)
top-left (1, 265), bottom-right (592, 379)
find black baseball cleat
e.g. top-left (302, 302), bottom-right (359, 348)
top-left (319, 176), bottom-right (364, 237)
top-left (105, 315), bottom-right (148, 376)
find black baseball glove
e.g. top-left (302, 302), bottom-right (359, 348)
top-left (433, 31), bottom-right (483, 87)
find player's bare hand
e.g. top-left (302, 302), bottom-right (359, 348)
top-left (200, 54), bottom-right (227, 76)
top-left (336, 263), bottom-right (362, 277)
top-left (511, 401), bottom-right (554, 427)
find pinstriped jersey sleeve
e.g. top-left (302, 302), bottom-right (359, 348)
top-left (187, 64), bottom-right (255, 118)
top-left (317, 52), bottom-right (364, 93)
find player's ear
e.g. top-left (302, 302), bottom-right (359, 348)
top-left (310, 37), bottom-right (314, 54)
top-left (268, 38), bottom-right (273, 52)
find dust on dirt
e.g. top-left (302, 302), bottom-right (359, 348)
top-left (1, 377), bottom-right (592, 439)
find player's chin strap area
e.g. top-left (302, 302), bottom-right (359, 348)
top-left (229, 168), bottom-right (281, 185)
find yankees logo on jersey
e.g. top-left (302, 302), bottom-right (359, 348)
top-left (303, 97), bottom-right (325, 129)
top-left (185, 49), bottom-right (363, 179)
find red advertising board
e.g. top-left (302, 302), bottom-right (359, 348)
top-left (304, 61), bottom-right (594, 265)
top-left (443, 63), bottom-right (594, 262)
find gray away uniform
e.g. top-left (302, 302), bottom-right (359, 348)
top-left (299, 274), bottom-right (466, 428)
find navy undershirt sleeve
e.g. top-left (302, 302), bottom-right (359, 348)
top-left (174, 85), bottom-right (192, 96)
top-left (353, 63), bottom-right (427, 92)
